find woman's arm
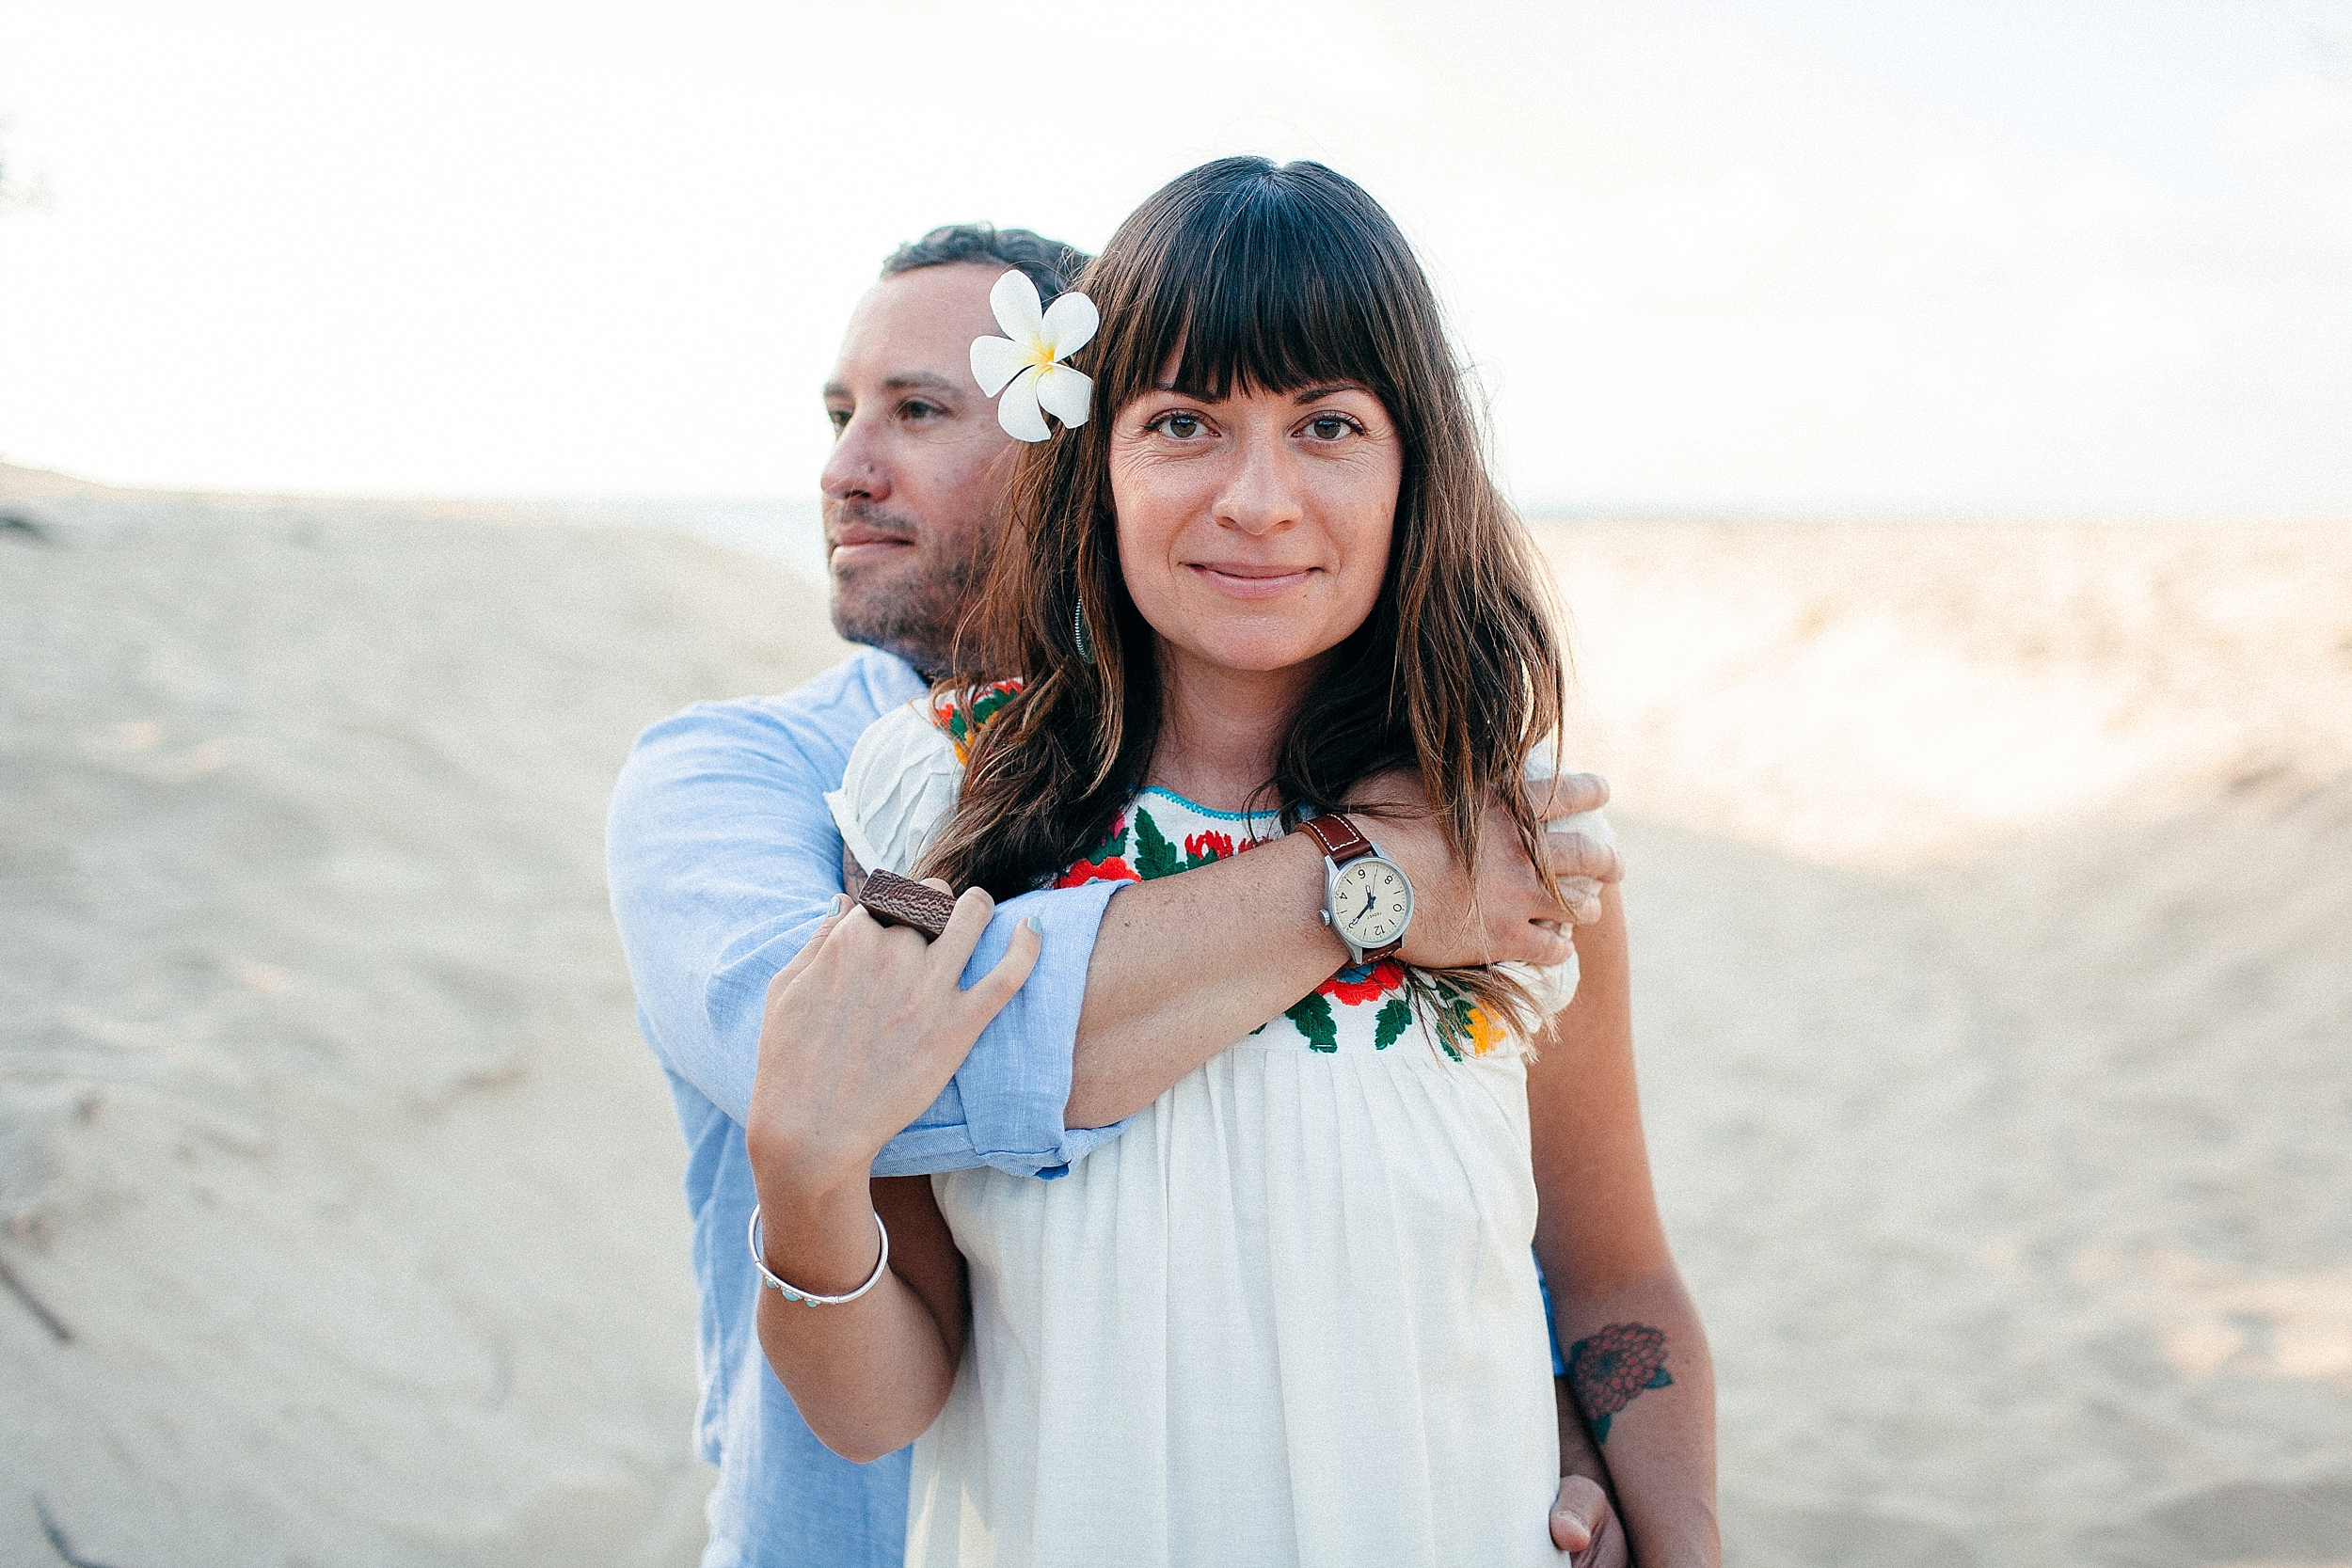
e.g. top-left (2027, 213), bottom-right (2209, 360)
top-left (1065, 771), bottom-right (1622, 1127)
top-left (754, 1173), bottom-right (965, 1463)
top-left (1530, 887), bottom-right (1721, 1568)
top-left (745, 886), bottom-right (1039, 1460)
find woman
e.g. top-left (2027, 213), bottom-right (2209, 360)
top-left (747, 158), bottom-right (1718, 1567)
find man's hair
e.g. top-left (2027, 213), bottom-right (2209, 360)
top-left (882, 223), bottom-right (1091, 303)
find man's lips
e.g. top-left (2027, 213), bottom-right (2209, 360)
top-left (1187, 561), bottom-right (1316, 600)
top-left (828, 525), bottom-right (915, 568)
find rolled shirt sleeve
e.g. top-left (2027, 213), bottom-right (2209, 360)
top-left (606, 649), bottom-right (1122, 1177)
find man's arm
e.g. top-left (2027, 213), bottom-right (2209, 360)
top-left (1531, 889), bottom-right (1721, 1568)
top-left (606, 667), bottom-right (1121, 1177)
top-left (1553, 1377), bottom-right (1629, 1565)
top-left (610, 658), bottom-right (1621, 1172)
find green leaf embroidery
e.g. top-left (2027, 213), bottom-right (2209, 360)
top-left (1080, 811), bottom-right (1129, 865)
top-left (964, 683), bottom-right (1017, 731)
top-left (1132, 805), bottom-right (1181, 880)
top-left (1414, 974), bottom-right (1484, 1062)
top-left (1373, 997), bottom-right (1412, 1051)
top-left (1285, 991), bottom-right (1338, 1053)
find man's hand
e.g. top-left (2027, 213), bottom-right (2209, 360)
top-left (1352, 768), bottom-right (1624, 971)
top-left (1552, 1475), bottom-right (1629, 1567)
top-left (745, 883), bottom-right (1041, 1253)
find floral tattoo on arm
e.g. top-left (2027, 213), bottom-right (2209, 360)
top-left (1566, 1323), bottom-right (1674, 1444)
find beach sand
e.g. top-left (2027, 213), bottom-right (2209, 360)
top-left (4, 465), bottom-right (2347, 1565)
top-left (1543, 520), bottom-right (2352, 1567)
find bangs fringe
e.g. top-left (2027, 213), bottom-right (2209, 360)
top-left (1106, 171), bottom-right (1416, 410)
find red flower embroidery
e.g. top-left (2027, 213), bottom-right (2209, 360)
top-left (1055, 855), bottom-right (1141, 888)
top-left (1184, 830), bottom-right (1234, 863)
top-left (1318, 958), bottom-right (1406, 1006)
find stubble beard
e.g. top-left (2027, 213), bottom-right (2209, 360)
top-left (826, 505), bottom-right (983, 677)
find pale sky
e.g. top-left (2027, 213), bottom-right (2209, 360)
top-left (1, 0), bottom-right (2346, 515)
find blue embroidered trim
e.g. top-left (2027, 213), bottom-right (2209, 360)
top-left (1140, 785), bottom-right (1282, 826)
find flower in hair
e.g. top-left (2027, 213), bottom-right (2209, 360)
top-left (969, 269), bottom-right (1098, 441)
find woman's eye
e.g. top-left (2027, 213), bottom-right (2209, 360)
top-left (1308, 415), bottom-right (1356, 440)
top-left (1157, 413), bottom-right (1203, 438)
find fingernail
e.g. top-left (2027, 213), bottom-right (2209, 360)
top-left (1025, 915), bottom-right (1043, 934)
top-left (829, 894), bottom-right (849, 915)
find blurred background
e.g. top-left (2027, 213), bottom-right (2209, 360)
top-left (5, 0), bottom-right (2349, 515)
top-left (3, 3), bottom-right (2348, 1565)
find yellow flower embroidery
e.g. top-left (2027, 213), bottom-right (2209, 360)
top-left (1463, 1004), bottom-right (1502, 1058)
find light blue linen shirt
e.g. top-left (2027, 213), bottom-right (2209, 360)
top-left (606, 648), bottom-right (1124, 1568)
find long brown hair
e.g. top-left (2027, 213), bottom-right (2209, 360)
top-left (924, 156), bottom-right (1568, 1036)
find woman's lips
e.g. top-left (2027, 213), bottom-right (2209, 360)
top-left (1188, 562), bottom-right (1315, 600)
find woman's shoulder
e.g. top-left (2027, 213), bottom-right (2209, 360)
top-left (929, 678), bottom-right (1025, 764)
top-left (825, 679), bottom-right (1023, 877)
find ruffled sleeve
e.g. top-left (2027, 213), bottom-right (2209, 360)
top-left (825, 699), bottom-right (965, 878)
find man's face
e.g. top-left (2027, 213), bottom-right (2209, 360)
top-left (821, 263), bottom-right (1017, 672)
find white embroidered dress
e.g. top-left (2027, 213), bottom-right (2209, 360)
top-left (830, 697), bottom-right (1596, 1568)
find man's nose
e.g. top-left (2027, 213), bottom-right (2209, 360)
top-left (1214, 430), bottom-right (1303, 537)
top-left (821, 414), bottom-right (892, 503)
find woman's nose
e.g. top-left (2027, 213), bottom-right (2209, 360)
top-left (1214, 431), bottom-right (1302, 536)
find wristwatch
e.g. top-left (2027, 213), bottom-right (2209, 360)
top-left (1301, 812), bottom-right (1414, 965)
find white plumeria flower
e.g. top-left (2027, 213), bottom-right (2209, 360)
top-left (969, 269), bottom-right (1098, 442)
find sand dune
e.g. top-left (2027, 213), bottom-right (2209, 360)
top-left (1, 466), bottom-right (852, 1565)
top-left (3, 466), bottom-right (2347, 1566)
top-left (1539, 520), bottom-right (2352, 1568)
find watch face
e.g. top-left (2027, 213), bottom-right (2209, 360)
top-left (1334, 858), bottom-right (1411, 949)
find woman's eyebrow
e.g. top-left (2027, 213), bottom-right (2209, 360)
top-left (1292, 383), bottom-right (1365, 404)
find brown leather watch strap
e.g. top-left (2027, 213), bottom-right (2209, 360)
top-left (856, 867), bottom-right (958, 940)
top-left (1299, 812), bottom-right (1374, 864)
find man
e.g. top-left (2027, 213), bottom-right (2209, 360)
top-left (607, 225), bottom-right (1628, 1566)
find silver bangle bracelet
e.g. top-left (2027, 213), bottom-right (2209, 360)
top-left (748, 1204), bottom-right (890, 1307)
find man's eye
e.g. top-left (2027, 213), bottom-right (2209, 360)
top-left (902, 401), bottom-right (942, 420)
top-left (827, 408), bottom-right (851, 433)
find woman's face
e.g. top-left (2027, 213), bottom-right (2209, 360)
top-left (1108, 377), bottom-right (1402, 681)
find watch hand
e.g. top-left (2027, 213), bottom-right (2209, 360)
top-left (1358, 887), bottom-right (1379, 921)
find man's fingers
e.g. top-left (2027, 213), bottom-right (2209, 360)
top-left (1550, 1475), bottom-right (1607, 1555)
top-left (1525, 770), bottom-right (1609, 823)
top-left (1543, 830), bottom-right (1624, 888)
top-left (1557, 876), bottom-right (1605, 927)
top-left (1514, 921), bottom-right (1575, 968)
